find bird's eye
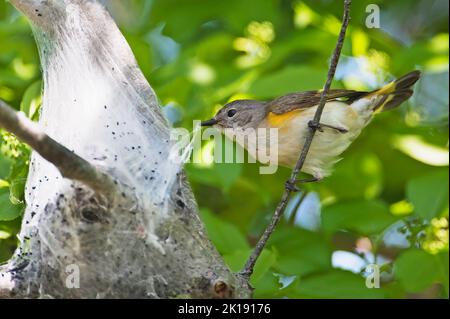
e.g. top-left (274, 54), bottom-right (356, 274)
top-left (227, 109), bottom-right (237, 117)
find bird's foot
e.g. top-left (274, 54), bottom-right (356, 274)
top-left (284, 180), bottom-right (300, 192)
top-left (308, 120), bottom-right (348, 133)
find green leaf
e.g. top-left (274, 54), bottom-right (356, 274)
top-left (406, 170), bottom-right (449, 220)
top-left (249, 65), bottom-right (328, 99)
top-left (252, 271), bottom-right (282, 298)
top-left (322, 200), bottom-right (397, 235)
top-left (320, 152), bottom-right (383, 200)
top-left (292, 270), bottom-right (385, 298)
top-left (251, 249), bottom-right (277, 284)
top-left (222, 250), bottom-right (249, 272)
top-left (0, 154), bottom-right (11, 178)
top-left (9, 175), bottom-right (26, 205)
top-left (268, 228), bottom-right (332, 276)
top-left (20, 80), bottom-right (42, 120)
top-left (0, 187), bottom-right (23, 221)
top-left (223, 248), bottom-right (276, 285)
top-left (7, 158), bottom-right (28, 205)
top-left (436, 252), bottom-right (449, 297)
top-left (186, 163), bottom-right (242, 191)
top-left (199, 208), bottom-right (249, 255)
top-left (394, 249), bottom-right (439, 293)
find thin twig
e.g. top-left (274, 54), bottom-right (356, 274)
top-left (240, 0), bottom-right (352, 279)
top-left (0, 100), bottom-right (117, 195)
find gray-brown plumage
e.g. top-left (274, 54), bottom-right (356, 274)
top-left (268, 89), bottom-right (368, 114)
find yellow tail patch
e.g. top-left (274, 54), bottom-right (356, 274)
top-left (373, 94), bottom-right (395, 113)
top-left (373, 80), bottom-right (397, 96)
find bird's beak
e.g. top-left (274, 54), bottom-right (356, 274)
top-left (201, 118), bottom-right (218, 126)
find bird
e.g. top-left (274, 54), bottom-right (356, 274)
top-left (201, 70), bottom-right (421, 190)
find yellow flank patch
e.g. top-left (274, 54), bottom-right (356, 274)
top-left (267, 110), bottom-right (302, 127)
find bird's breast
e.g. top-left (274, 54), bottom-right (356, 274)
top-left (260, 102), bottom-right (369, 176)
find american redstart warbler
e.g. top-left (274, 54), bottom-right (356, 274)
top-left (201, 71), bottom-right (421, 187)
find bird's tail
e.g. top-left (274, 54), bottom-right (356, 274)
top-left (371, 70), bottom-right (421, 113)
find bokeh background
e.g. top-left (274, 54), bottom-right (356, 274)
top-left (0, 0), bottom-right (448, 298)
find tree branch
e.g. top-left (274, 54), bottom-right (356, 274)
top-left (241, 0), bottom-right (352, 279)
top-left (1, 0), bottom-right (251, 298)
top-left (0, 100), bottom-right (117, 194)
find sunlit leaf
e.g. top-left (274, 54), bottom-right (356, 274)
top-left (393, 135), bottom-right (449, 166)
top-left (0, 229), bottom-right (11, 239)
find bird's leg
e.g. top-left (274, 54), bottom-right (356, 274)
top-left (308, 120), bottom-right (348, 133)
top-left (296, 177), bottom-right (321, 183)
top-left (284, 177), bottom-right (321, 192)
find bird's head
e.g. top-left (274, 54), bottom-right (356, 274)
top-left (201, 99), bottom-right (267, 130)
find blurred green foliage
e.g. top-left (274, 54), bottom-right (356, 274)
top-left (0, 0), bottom-right (448, 298)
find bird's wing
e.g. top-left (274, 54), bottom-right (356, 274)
top-left (267, 89), bottom-right (368, 114)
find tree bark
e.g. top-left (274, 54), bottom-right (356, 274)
top-left (0, 0), bottom-right (250, 298)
